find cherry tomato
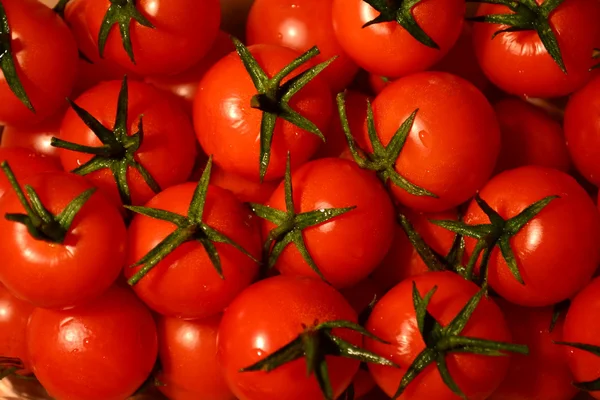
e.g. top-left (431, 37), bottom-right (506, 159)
top-left (494, 98), bottom-right (570, 173)
top-left (27, 285), bottom-right (158, 400)
top-left (155, 314), bottom-right (234, 400)
top-left (83, 0), bottom-right (221, 76)
top-left (247, 0), bottom-right (359, 93)
top-left (218, 275), bottom-right (361, 400)
top-left (209, 164), bottom-right (279, 204)
top-left (0, 148), bottom-right (60, 200)
top-left (0, 0), bottom-right (78, 126)
top-left (1, 113), bottom-right (63, 160)
top-left (565, 75), bottom-right (600, 187)
top-left (332, 0), bottom-right (464, 78)
top-left (368, 74), bottom-right (392, 95)
top-left (0, 285), bottom-right (34, 374)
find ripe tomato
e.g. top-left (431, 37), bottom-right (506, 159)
top-left (218, 275), bottom-right (361, 400)
top-left (366, 72), bottom-right (500, 212)
top-left (490, 301), bottom-right (577, 400)
top-left (564, 75), bottom-right (600, 187)
top-left (0, 171), bottom-right (127, 309)
top-left (332, 0), bottom-right (464, 78)
top-left (83, 0), bottom-right (221, 76)
top-left (366, 271), bottom-right (513, 399)
top-left (1, 113), bottom-right (63, 159)
top-left (27, 285), bottom-right (158, 400)
top-left (155, 314), bottom-right (234, 400)
top-left (0, 148), bottom-right (60, 200)
top-left (0, 285), bottom-right (34, 374)
top-left (0, 0), bottom-right (78, 126)
top-left (209, 164), bottom-right (279, 204)
top-left (472, 0), bottom-right (600, 98)
top-left (247, 0), bottom-right (359, 93)
top-left (494, 98), bottom-right (570, 173)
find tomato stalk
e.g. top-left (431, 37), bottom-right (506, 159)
top-left (240, 320), bottom-right (396, 400)
top-left (397, 212), bottom-right (448, 272)
top-left (53, 0), bottom-right (71, 18)
top-left (125, 157), bottom-right (258, 286)
top-left (232, 37), bottom-right (334, 181)
top-left (51, 76), bottom-right (161, 206)
top-left (249, 154), bottom-right (356, 282)
top-left (554, 341), bottom-right (600, 391)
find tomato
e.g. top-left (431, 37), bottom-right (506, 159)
top-left (247, 0), bottom-right (359, 93)
top-left (368, 74), bottom-right (392, 95)
top-left (494, 98), bottom-right (570, 173)
top-left (83, 0), bottom-right (221, 76)
top-left (155, 314), bottom-right (234, 400)
top-left (56, 79), bottom-right (197, 207)
top-left (124, 181), bottom-right (262, 319)
top-left (490, 301), bottom-right (577, 400)
top-left (259, 158), bottom-right (395, 289)
top-left (332, 0), bottom-right (464, 78)
top-left (472, 0), bottom-right (600, 98)
top-left (27, 285), bottom-right (158, 400)
top-left (1, 113), bottom-right (63, 160)
top-left (194, 44), bottom-right (333, 182)
top-left (0, 0), bottom-right (78, 127)
top-left (463, 166), bottom-right (600, 307)
top-left (366, 271), bottom-right (514, 400)
top-left (209, 164), bottom-right (279, 204)
top-left (218, 275), bottom-right (361, 400)
top-left (565, 75), bottom-right (600, 187)
top-left (0, 171), bottom-right (126, 309)
top-left (365, 72), bottom-right (500, 212)
top-left (0, 148), bottom-right (60, 200)
top-left (0, 285), bottom-right (34, 374)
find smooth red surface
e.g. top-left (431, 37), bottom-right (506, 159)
top-left (0, 147), bottom-right (60, 200)
top-left (0, 285), bottom-right (34, 373)
top-left (1, 113), bottom-right (63, 160)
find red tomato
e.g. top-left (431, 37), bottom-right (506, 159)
top-left (194, 44), bottom-right (333, 182)
top-left (332, 0), bottom-right (464, 78)
top-left (366, 271), bottom-right (513, 399)
top-left (0, 285), bottom-right (34, 374)
top-left (83, 0), bottom-right (221, 76)
top-left (218, 275), bottom-right (361, 400)
top-left (261, 158), bottom-right (395, 289)
top-left (155, 314), bottom-right (234, 400)
top-left (246, 0), bottom-right (359, 93)
top-left (0, 0), bottom-right (78, 126)
top-left (490, 301), bottom-right (577, 400)
top-left (565, 75), bottom-right (600, 187)
top-left (27, 286), bottom-right (158, 400)
top-left (366, 72), bottom-right (500, 212)
top-left (1, 113), bottom-right (63, 160)
top-left (472, 0), bottom-right (600, 98)
top-left (209, 164), bottom-right (279, 204)
top-left (124, 182), bottom-right (262, 319)
top-left (494, 98), bottom-right (570, 173)
top-left (0, 171), bottom-right (126, 309)
top-left (464, 166), bottom-right (600, 307)
top-left (368, 74), bottom-right (392, 95)
top-left (57, 80), bottom-right (197, 207)
top-left (0, 148), bottom-right (60, 200)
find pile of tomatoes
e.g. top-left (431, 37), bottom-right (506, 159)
top-left (1, 0), bottom-right (600, 399)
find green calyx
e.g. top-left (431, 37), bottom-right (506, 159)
top-left (249, 155), bottom-right (356, 282)
top-left (554, 341), bottom-right (600, 391)
top-left (240, 320), bottom-right (397, 400)
top-left (0, 357), bottom-right (26, 380)
top-left (52, 0), bottom-right (71, 18)
top-left (0, 2), bottom-right (34, 112)
top-left (98, 0), bottom-right (154, 63)
top-left (336, 92), bottom-right (437, 199)
top-left (468, 0), bottom-right (567, 73)
top-left (125, 157), bottom-right (258, 286)
top-left (362, 0), bottom-right (439, 49)
top-left (431, 194), bottom-right (558, 284)
top-left (395, 282), bottom-right (528, 399)
top-left (231, 37), bottom-right (334, 181)
top-left (1, 161), bottom-right (96, 244)
top-left (51, 76), bottom-right (161, 206)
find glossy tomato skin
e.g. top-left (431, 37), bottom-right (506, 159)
top-left (210, 164), bottom-right (279, 204)
top-left (84, 0), bottom-right (221, 76)
top-left (366, 271), bottom-right (512, 399)
top-left (332, 0), bottom-right (464, 78)
top-left (57, 80), bottom-right (197, 207)
top-left (0, 0), bottom-right (78, 126)
top-left (0, 285), bottom-right (35, 373)
top-left (155, 314), bottom-right (234, 400)
top-left (472, 0), bottom-right (600, 98)
top-left (0, 148), bottom-right (60, 200)
top-left (565, 75), bottom-right (600, 187)
top-left (466, 166), bottom-right (600, 307)
top-left (247, 0), bottom-right (359, 93)
top-left (218, 275), bottom-right (361, 400)
top-left (263, 158), bottom-right (395, 289)
top-left (1, 113), bottom-right (63, 160)
top-left (494, 98), bottom-right (570, 173)
top-left (369, 72), bottom-right (501, 212)
top-left (124, 183), bottom-right (262, 319)
top-left (490, 301), bottom-right (577, 400)
top-left (194, 44), bottom-right (333, 182)
top-left (27, 286), bottom-right (158, 400)
top-left (0, 172), bottom-right (127, 309)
